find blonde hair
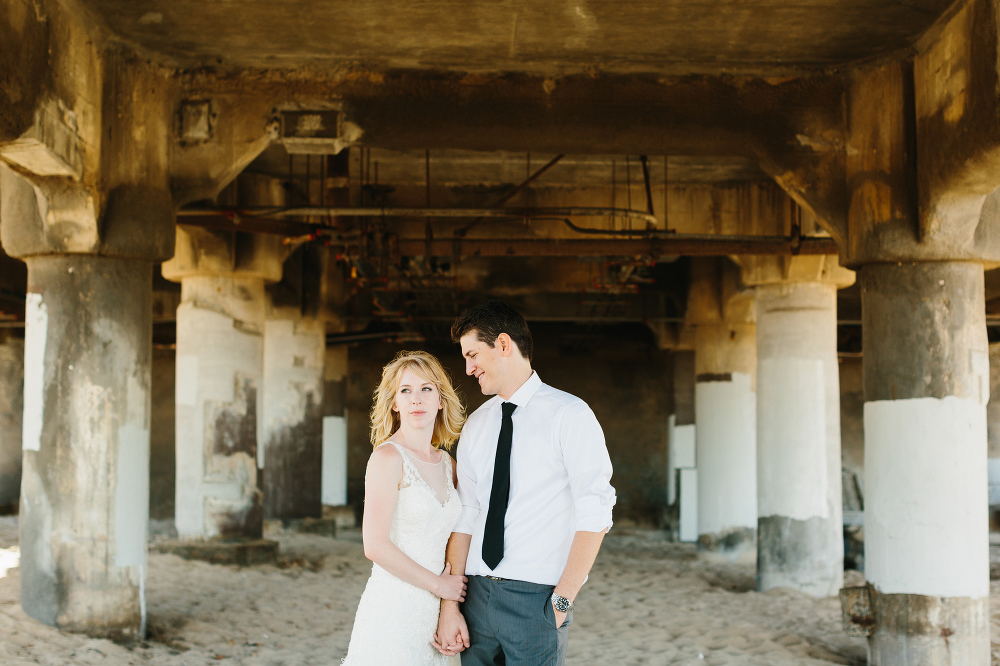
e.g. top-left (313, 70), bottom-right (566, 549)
top-left (369, 350), bottom-right (465, 450)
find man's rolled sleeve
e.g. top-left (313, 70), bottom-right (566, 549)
top-left (559, 402), bottom-right (616, 533)
top-left (451, 431), bottom-right (479, 535)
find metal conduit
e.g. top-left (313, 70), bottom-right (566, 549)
top-left (177, 206), bottom-right (659, 227)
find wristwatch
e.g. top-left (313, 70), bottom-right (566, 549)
top-left (551, 592), bottom-right (573, 613)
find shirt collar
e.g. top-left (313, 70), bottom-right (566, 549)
top-left (504, 371), bottom-right (542, 408)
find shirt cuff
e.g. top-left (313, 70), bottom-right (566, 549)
top-left (574, 494), bottom-right (616, 533)
top-left (452, 507), bottom-right (478, 535)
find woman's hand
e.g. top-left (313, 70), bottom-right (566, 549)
top-left (435, 562), bottom-right (468, 602)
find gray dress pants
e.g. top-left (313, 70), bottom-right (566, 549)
top-left (460, 575), bottom-right (572, 666)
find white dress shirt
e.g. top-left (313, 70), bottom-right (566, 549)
top-left (453, 371), bottom-right (616, 586)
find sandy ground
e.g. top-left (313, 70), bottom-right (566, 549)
top-left (0, 516), bottom-right (988, 665)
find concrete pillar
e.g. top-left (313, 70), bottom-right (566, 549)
top-left (861, 261), bottom-right (989, 662)
top-left (18, 256), bottom-right (155, 636)
top-left (687, 258), bottom-right (757, 561)
top-left (694, 321), bottom-right (757, 561)
top-left (322, 346), bottom-right (350, 513)
top-left (0, 336), bottom-right (23, 508)
top-left (163, 226), bottom-right (285, 539)
top-left (174, 275), bottom-right (265, 537)
top-left (754, 281), bottom-right (844, 596)
top-left (261, 316), bottom-right (325, 520)
top-left (738, 254), bottom-right (854, 597)
top-left (987, 343), bottom-right (1000, 510)
top-left (667, 350), bottom-right (695, 507)
top-left (0, 141), bottom-right (174, 638)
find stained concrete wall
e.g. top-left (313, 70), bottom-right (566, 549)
top-left (344, 323), bottom-right (671, 526)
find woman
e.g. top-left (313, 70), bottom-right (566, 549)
top-left (343, 350), bottom-right (467, 665)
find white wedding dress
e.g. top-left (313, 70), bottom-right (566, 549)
top-left (343, 442), bottom-right (462, 665)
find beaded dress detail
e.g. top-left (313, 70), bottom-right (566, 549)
top-left (343, 443), bottom-right (462, 665)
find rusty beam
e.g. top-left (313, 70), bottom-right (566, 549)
top-left (396, 236), bottom-right (839, 257)
top-left (177, 215), bottom-right (840, 256)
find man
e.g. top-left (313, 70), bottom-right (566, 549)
top-left (434, 301), bottom-right (616, 665)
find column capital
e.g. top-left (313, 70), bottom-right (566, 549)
top-left (737, 255), bottom-right (855, 289)
top-left (162, 225), bottom-right (286, 283)
top-left (0, 164), bottom-right (175, 261)
top-left (685, 257), bottom-right (755, 327)
top-left (0, 41), bottom-right (177, 263)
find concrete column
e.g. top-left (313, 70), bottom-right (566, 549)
top-left (261, 316), bottom-right (325, 520)
top-left (686, 258), bottom-right (758, 561)
top-left (163, 226), bottom-right (285, 539)
top-left (987, 343), bottom-right (1000, 510)
top-left (173, 275), bottom-right (265, 538)
top-left (667, 350), bottom-right (695, 507)
top-left (694, 321), bottom-right (757, 561)
top-left (17, 256), bottom-right (155, 637)
top-left (0, 336), bottom-right (23, 508)
top-left (861, 261), bottom-right (989, 662)
top-left (754, 281), bottom-right (843, 597)
top-left (322, 346), bottom-right (350, 513)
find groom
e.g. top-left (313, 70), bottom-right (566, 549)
top-left (434, 301), bottom-right (616, 665)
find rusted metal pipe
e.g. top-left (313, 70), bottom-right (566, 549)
top-left (394, 235), bottom-right (839, 257)
top-left (178, 205), bottom-right (658, 226)
top-left (454, 153), bottom-right (565, 237)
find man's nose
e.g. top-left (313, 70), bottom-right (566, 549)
top-left (465, 359), bottom-right (474, 375)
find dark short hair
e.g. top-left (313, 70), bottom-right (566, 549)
top-left (451, 301), bottom-right (533, 362)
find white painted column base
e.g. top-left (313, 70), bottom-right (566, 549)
top-left (695, 373), bottom-right (756, 562)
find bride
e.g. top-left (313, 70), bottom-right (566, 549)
top-left (343, 350), bottom-right (467, 665)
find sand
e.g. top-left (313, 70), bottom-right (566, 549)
top-left (0, 517), bottom-right (991, 665)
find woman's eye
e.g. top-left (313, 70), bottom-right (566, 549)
top-left (422, 386), bottom-right (432, 391)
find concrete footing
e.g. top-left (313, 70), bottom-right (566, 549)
top-left (859, 261), bottom-right (990, 663)
top-left (154, 538), bottom-right (279, 566)
top-left (755, 281), bottom-right (843, 596)
top-left (19, 255), bottom-right (153, 639)
top-left (694, 321), bottom-right (757, 562)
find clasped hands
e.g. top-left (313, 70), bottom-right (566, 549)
top-left (431, 593), bottom-right (567, 656)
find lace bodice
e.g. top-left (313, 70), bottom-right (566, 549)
top-left (342, 443), bottom-right (462, 665)
top-left (384, 443), bottom-right (461, 573)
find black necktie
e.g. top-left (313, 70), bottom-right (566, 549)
top-left (482, 401), bottom-right (516, 569)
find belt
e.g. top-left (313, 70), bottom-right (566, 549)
top-left (485, 575), bottom-right (506, 581)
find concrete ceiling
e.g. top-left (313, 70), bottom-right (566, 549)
top-left (85, 0), bottom-right (953, 74)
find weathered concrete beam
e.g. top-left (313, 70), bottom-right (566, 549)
top-left (915, 0), bottom-right (1000, 243)
top-left (175, 68), bottom-right (847, 237)
top-left (0, 0), bottom-right (50, 143)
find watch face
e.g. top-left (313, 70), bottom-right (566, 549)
top-left (552, 595), bottom-right (571, 612)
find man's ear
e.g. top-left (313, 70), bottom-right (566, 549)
top-left (496, 333), bottom-right (513, 357)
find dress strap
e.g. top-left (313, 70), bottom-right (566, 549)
top-left (386, 441), bottom-right (419, 487)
